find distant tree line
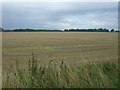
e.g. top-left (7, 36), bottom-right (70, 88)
top-left (1, 27), bottom-right (119, 32)
top-left (2, 28), bottom-right (63, 32)
top-left (64, 28), bottom-right (119, 32)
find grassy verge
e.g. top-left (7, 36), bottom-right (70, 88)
top-left (4, 55), bottom-right (118, 88)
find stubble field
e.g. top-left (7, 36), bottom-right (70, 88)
top-left (2, 32), bottom-right (118, 88)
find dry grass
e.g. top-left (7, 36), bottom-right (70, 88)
top-left (2, 32), bottom-right (118, 88)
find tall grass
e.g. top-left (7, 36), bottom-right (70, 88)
top-left (4, 55), bottom-right (118, 88)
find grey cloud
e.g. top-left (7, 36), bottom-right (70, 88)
top-left (2, 2), bottom-right (118, 29)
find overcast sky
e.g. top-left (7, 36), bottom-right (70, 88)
top-left (2, 2), bottom-right (118, 30)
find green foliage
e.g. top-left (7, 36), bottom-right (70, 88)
top-left (5, 56), bottom-right (118, 88)
top-left (111, 29), bottom-right (115, 32)
top-left (3, 28), bottom-right (119, 32)
top-left (65, 28), bottom-right (109, 32)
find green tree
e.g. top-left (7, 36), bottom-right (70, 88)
top-left (111, 29), bottom-right (115, 32)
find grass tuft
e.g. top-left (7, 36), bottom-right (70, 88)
top-left (4, 55), bottom-right (118, 88)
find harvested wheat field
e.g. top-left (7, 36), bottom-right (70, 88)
top-left (2, 32), bottom-right (118, 88)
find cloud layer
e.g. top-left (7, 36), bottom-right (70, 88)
top-left (2, 2), bottom-right (118, 30)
